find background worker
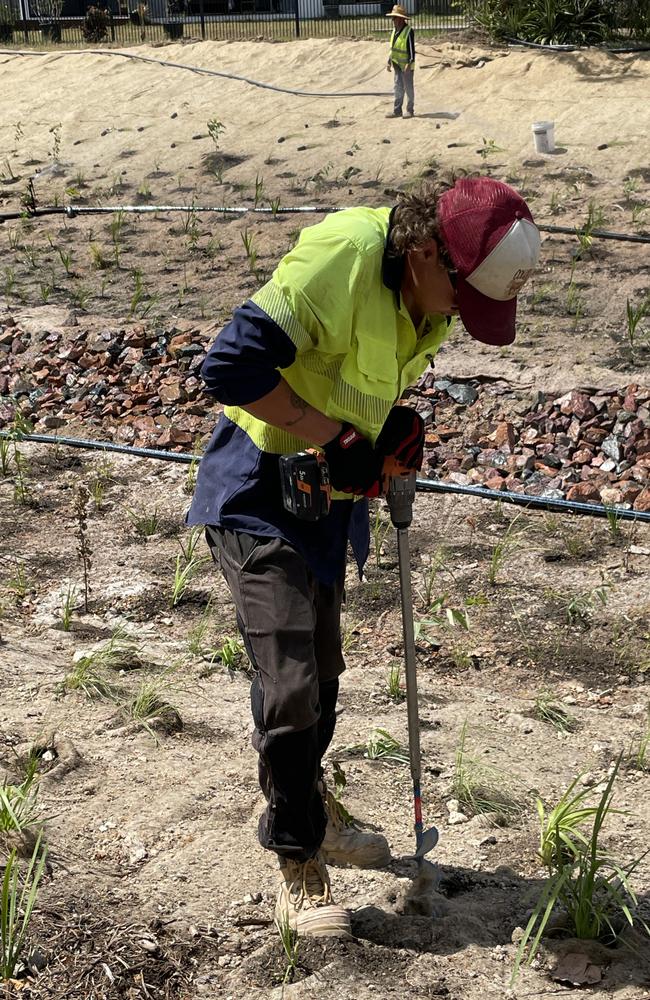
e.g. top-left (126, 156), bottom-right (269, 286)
top-left (386, 3), bottom-right (415, 118)
top-left (188, 175), bottom-right (541, 939)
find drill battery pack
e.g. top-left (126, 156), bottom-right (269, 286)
top-left (279, 451), bottom-right (331, 521)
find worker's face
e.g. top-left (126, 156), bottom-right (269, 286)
top-left (405, 240), bottom-right (458, 318)
top-left (393, 16), bottom-right (406, 27)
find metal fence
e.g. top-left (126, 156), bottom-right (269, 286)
top-left (0, 0), bottom-right (469, 45)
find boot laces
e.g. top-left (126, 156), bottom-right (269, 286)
top-left (288, 857), bottom-right (332, 908)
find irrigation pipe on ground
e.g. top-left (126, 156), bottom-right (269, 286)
top-left (3, 430), bottom-right (649, 524)
top-left (0, 47), bottom-right (393, 97)
top-left (0, 202), bottom-right (648, 245)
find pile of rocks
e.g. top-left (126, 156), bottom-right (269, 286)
top-left (414, 377), bottom-right (650, 512)
top-left (1, 305), bottom-right (648, 511)
top-left (0, 307), bottom-right (216, 449)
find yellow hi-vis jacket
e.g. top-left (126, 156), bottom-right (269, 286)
top-left (223, 207), bottom-right (453, 497)
top-left (389, 25), bottom-right (414, 70)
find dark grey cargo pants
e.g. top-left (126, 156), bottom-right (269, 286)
top-left (207, 527), bottom-right (346, 861)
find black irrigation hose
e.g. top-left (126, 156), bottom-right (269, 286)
top-left (537, 223), bottom-right (650, 245)
top-left (0, 47), bottom-right (393, 98)
top-left (507, 37), bottom-right (650, 53)
top-left (3, 430), bottom-right (650, 524)
top-left (1, 203), bottom-right (649, 244)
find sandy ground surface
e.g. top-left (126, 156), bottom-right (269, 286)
top-left (1, 36), bottom-right (650, 1000)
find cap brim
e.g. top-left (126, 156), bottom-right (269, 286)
top-left (456, 274), bottom-right (517, 346)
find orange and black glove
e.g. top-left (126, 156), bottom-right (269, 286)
top-left (375, 406), bottom-right (425, 471)
top-left (323, 424), bottom-right (383, 497)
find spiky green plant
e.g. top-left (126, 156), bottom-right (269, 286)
top-left (0, 762), bottom-right (40, 836)
top-left (60, 584), bottom-right (78, 632)
top-left (385, 661), bottom-right (405, 702)
top-left (345, 728), bottom-right (409, 765)
top-left (1, 835), bottom-right (48, 981)
top-left (126, 673), bottom-right (182, 740)
top-left (125, 505), bottom-right (159, 537)
top-left (534, 691), bottom-right (575, 733)
top-left (452, 722), bottom-right (523, 820)
top-left (513, 757), bottom-right (648, 981)
top-left (171, 553), bottom-right (208, 608)
top-left (487, 514), bottom-right (525, 585)
top-left (276, 914), bottom-right (299, 984)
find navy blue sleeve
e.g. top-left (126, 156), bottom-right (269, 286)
top-left (409, 29), bottom-right (415, 62)
top-left (200, 300), bottom-right (298, 406)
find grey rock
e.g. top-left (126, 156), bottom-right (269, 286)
top-left (448, 383), bottom-right (478, 405)
top-left (601, 435), bottom-right (621, 461)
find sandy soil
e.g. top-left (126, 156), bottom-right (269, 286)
top-left (1, 36), bottom-right (650, 1000)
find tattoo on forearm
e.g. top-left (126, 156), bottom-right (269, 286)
top-left (285, 390), bottom-right (309, 427)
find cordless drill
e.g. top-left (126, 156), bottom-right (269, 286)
top-left (280, 450), bottom-right (413, 522)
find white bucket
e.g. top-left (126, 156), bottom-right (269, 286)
top-left (532, 121), bottom-right (555, 154)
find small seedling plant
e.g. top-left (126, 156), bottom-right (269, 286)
top-left (74, 484), bottom-right (93, 612)
top-left (125, 505), bottom-right (160, 538)
top-left (126, 670), bottom-right (183, 740)
top-left (0, 761), bottom-right (41, 838)
top-left (487, 514), bottom-right (526, 585)
top-left (385, 661), bottom-right (406, 702)
top-left (534, 690), bottom-right (575, 733)
top-left (60, 583), bottom-right (78, 632)
top-left (452, 722), bottom-right (523, 821)
top-left (1, 835), bottom-right (48, 981)
top-left (344, 728), bottom-right (409, 765)
top-left (276, 915), bottom-right (299, 985)
top-left (513, 757), bottom-right (649, 981)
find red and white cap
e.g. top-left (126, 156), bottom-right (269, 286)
top-left (438, 177), bottom-right (541, 346)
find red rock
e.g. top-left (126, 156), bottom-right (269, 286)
top-left (617, 483), bottom-right (642, 504)
top-left (567, 416), bottom-right (582, 443)
top-left (436, 425), bottom-right (462, 441)
top-left (567, 482), bottom-right (601, 503)
top-left (121, 347), bottom-right (144, 367)
top-left (583, 427), bottom-right (608, 445)
top-left (633, 488), bottom-right (650, 512)
top-left (58, 345), bottom-right (84, 361)
top-left (484, 474), bottom-right (506, 491)
top-left (571, 447), bottom-right (594, 465)
top-left (491, 421), bottom-right (517, 452)
top-left (599, 486), bottom-right (622, 505)
top-left (131, 416), bottom-right (157, 434)
top-left (156, 427), bottom-right (193, 447)
top-left (168, 332), bottom-right (193, 355)
top-left (520, 427), bottom-right (539, 445)
top-left (159, 378), bottom-right (186, 405)
top-left (536, 462), bottom-right (561, 477)
top-left (557, 390), bottom-right (596, 421)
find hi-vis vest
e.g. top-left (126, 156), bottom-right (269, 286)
top-left (390, 26), bottom-right (413, 70)
top-left (224, 208), bottom-right (453, 498)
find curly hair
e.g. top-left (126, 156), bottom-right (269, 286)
top-left (389, 170), bottom-right (473, 259)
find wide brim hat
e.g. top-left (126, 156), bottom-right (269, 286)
top-left (386, 4), bottom-right (409, 18)
top-left (437, 177), bottom-right (541, 346)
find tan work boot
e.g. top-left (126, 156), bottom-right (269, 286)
top-left (275, 855), bottom-right (352, 938)
top-left (320, 785), bottom-right (392, 869)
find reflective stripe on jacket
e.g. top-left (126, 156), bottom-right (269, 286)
top-left (390, 25), bottom-right (414, 70)
top-left (223, 207), bottom-right (452, 497)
